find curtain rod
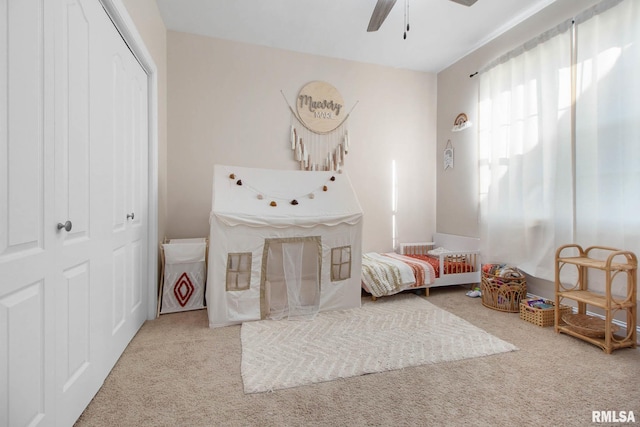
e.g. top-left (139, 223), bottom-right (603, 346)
top-left (467, 0), bottom-right (623, 79)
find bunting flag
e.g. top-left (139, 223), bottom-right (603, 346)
top-left (227, 171), bottom-right (337, 207)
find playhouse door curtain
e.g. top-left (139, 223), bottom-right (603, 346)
top-left (262, 237), bottom-right (321, 321)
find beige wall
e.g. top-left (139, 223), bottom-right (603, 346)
top-left (120, 1), bottom-right (638, 324)
top-left (121, 0), bottom-right (168, 242)
top-left (166, 31), bottom-right (437, 253)
top-left (436, 0), bottom-right (601, 300)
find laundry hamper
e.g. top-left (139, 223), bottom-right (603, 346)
top-left (158, 238), bottom-right (208, 315)
top-left (480, 264), bottom-right (527, 313)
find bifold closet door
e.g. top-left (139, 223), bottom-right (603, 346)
top-left (100, 4), bottom-right (149, 369)
top-left (0, 0), bottom-right (149, 425)
top-left (69, 0), bottom-right (149, 410)
top-left (52, 0), bottom-right (123, 424)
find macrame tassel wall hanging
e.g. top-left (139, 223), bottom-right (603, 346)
top-left (288, 117), bottom-right (351, 171)
top-left (282, 81), bottom-right (357, 172)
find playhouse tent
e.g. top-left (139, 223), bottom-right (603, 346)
top-left (207, 164), bottom-right (363, 328)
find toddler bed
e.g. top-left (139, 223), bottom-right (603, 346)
top-left (361, 233), bottom-right (480, 299)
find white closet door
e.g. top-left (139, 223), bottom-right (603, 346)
top-left (72, 0), bottom-right (148, 392)
top-left (55, 0), bottom-right (149, 422)
top-left (94, 0), bottom-right (149, 370)
top-left (52, 0), bottom-right (107, 424)
top-left (0, 0), bottom-right (149, 425)
top-left (0, 1), bottom-right (56, 426)
top-left (58, 0), bottom-right (148, 421)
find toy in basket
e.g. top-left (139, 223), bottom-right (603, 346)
top-left (481, 264), bottom-right (526, 313)
top-left (520, 298), bottom-right (572, 327)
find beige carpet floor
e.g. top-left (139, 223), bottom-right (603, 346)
top-left (75, 286), bottom-right (640, 427)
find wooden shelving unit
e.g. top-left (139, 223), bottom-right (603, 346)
top-left (554, 244), bottom-right (637, 354)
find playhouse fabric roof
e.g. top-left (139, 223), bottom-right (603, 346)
top-left (212, 164), bottom-right (363, 228)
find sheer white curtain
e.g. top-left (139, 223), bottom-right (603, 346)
top-left (282, 241), bottom-right (320, 321)
top-left (265, 239), bottom-right (320, 321)
top-left (478, 0), bottom-right (639, 281)
top-left (478, 23), bottom-right (574, 281)
top-left (574, 0), bottom-right (640, 256)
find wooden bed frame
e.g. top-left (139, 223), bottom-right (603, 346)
top-left (398, 233), bottom-right (481, 296)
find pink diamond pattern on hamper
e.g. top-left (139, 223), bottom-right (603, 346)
top-left (173, 272), bottom-right (195, 307)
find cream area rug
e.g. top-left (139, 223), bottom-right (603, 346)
top-left (240, 294), bottom-right (518, 394)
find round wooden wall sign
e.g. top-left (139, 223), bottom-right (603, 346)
top-left (296, 81), bottom-right (345, 133)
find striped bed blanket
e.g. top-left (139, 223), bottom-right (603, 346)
top-left (361, 253), bottom-right (436, 298)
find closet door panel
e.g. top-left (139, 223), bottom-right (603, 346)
top-left (53, 1), bottom-right (101, 424)
top-left (60, 262), bottom-right (90, 378)
top-left (0, 1), bottom-right (54, 426)
top-left (55, 0), bottom-right (92, 314)
top-left (106, 22), bottom-right (147, 361)
top-left (112, 53), bottom-right (128, 234)
top-left (110, 50), bottom-right (129, 336)
top-left (128, 63), bottom-right (148, 316)
top-left (0, 0), bottom-right (46, 258)
top-left (130, 238), bottom-right (143, 310)
top-left (57, 0), bottom-right (90, 239)
top-left (5, 0), bottom-right (43, 247)
top-left (83, 0), bottom-right (145, 374)
top-left (0, 283), bottom-right (47, 427)
top-left (128, 70), bottom-right (147, 231)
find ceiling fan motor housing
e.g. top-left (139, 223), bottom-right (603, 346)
top-left (450, 0), bottom-right (479, 6)
top-left (368, 0), bottom-right (478, 32)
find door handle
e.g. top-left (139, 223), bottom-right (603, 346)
top-left (127, 213), bottom-right (135, 220)
top-left (57, 220), bottom-right (72, 232)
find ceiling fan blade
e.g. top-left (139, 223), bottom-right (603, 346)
top-left (367, 0), bottom-right (398, 32)
top-left (449, 0), bottom-right (479, 6)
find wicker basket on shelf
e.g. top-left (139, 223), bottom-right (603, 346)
top-left (562, 313), bottom-right (620, 338)
top-left (481, 265), bottom-right (527, 313)
top-left (520, 298), bottom-right (572, 327)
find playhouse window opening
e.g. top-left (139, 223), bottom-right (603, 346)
top-left (331, 245), bottom-right (352, 281)
top-left (226, 252), bottom-right (252, 291)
